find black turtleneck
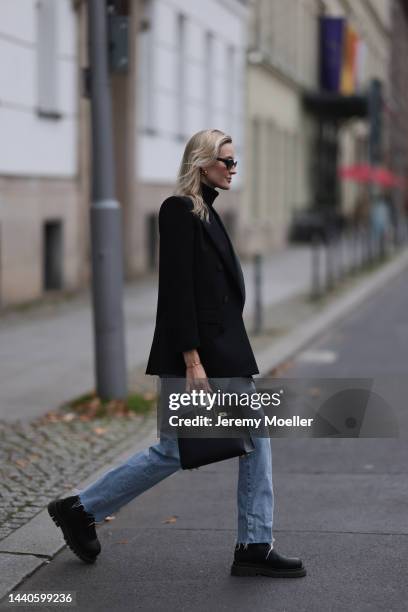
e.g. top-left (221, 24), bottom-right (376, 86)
top-left (199, 181), bottom-right (237, 275)
top-left (200, 180), bottom-right (219, 208)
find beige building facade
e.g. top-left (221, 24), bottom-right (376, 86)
top-left (242, 0), bottom-right (391, 254)
top-left (328, 0), bottom-right (391, 216)
top-left (242, 0), bottom-right (320, 253)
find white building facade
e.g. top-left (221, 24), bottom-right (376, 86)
top-left (0, 0), bottom-right (82, 306)
top-left (135, 0), bottom-right (250, 269)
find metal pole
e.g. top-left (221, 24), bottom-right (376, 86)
top-left (87, 0), bottom-right (127, 399)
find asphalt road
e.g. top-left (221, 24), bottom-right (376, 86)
top-left (3, 267), bottom-right (408, 612)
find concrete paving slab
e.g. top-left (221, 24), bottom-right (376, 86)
top-left (0, 511), bottom-right (64, 558)
top-left (0, 554), bottom-right (46, 603)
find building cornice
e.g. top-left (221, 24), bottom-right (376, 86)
top-left (247, 49), bottom-right (305, 95)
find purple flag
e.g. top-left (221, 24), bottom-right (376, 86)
top-left (319, 16), bottom-right (345, 92)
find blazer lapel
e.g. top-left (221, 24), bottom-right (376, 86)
top-left (201, 208), bottom-right (246, 306)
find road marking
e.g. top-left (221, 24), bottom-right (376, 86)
top-left (296, 349), bottom-right (338, 364)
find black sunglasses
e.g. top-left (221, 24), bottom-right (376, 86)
top-left (216, 157), bottom-right (238, 171)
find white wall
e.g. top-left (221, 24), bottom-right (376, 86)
top-left (136, 0), bottom-right (249, 188)
top-left (0, 0), bottom-right (78, 177)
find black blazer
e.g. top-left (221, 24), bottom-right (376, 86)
top-left (145, 185), bottom-right (259, 378)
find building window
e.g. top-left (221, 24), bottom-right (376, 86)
top-left (36, 0), bottom-right (61, 119)
top-left (43, 220), bottom-right (64, 291)
top-left (252, 117), bottom-right (261, 219)
top-left (176, 13), bottom-right (187, 139)
top-left (204, 31), bottom-right (214, 128)
top-left (267, 121), bottom-right (276, 215)
top-left (138, 0), bottom-right (155, 133)
top-left (226, 44), bottom-right (235, 135)
top-left (251, 0), bottom-right (261, 51)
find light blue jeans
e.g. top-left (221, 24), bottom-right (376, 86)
top-left (76, 376), bottom-right (275, 546)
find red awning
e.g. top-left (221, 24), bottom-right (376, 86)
top-left (338, 164), bottom-right (406, 188)
top-left (339, 163), bottom-right (372, 182)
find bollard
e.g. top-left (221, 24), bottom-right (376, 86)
top-left (361, 226), bottom-right (369, 267)
top-left (325, 230), bottom-right (334, 292)
top-left (311, 232), bottom-right (321, 300)
top-left (345, 227), bottom-right (353, 276)
top-left (253, 253), bottom-right (263, 334)
top-left (379, 229), bottom-right (386, 260)
top-left (336, 232), bottom-right (343, 282)
top-left (351, 226), bottom-right (358, 274)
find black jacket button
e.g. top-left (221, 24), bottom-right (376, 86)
top-left (223, 295), bottom-right (229, 303)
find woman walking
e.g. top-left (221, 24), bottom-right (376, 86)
top-left (48, 129), bottom-right (306, 578)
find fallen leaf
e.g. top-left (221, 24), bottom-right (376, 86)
top-left (162, 515), bottom-right (178, 524)
top-left (93, 427), bottom-right (108, 435)
top-left (269, 360), bottom-right (294, 376)
top-left (62, 413), bottom-right (76, 422)
top-left (104, 515), bottom-right (116, 522)
top-left (143, 392), bottom-right (156, 400)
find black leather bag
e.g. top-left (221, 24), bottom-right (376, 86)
top-left (158, 376), bottom-right (255, 469)
top-left (177, 429), bottom-right (255, 470)
top-left (177, 398), bottom-right (255, 469)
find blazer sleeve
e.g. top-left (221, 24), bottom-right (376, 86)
top-left (158, 196), bottom-right (200, 354)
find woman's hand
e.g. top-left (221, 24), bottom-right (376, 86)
top-left (185, 363), bottom-right (213, 395)
top-left (183, 349), bottom-right (213, 395)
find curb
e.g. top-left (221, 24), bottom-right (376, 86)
top-left (255, 247), bottom-right (408, 376)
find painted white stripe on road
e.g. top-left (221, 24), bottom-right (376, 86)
top-left (296, 349), bottom-right (338, 364)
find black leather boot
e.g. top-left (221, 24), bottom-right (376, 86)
top-left (231, 543), bottom-right (306, 578)
top-left (48, 495), bottom-right (101, 564)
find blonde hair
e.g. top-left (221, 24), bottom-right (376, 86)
top-left (173, 129), bottom-right (232, 222)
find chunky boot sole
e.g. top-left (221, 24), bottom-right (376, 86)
top-left (48, 501), bottom-right (98, 564)
top-left (231, 562), bottom-right (307, 578)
